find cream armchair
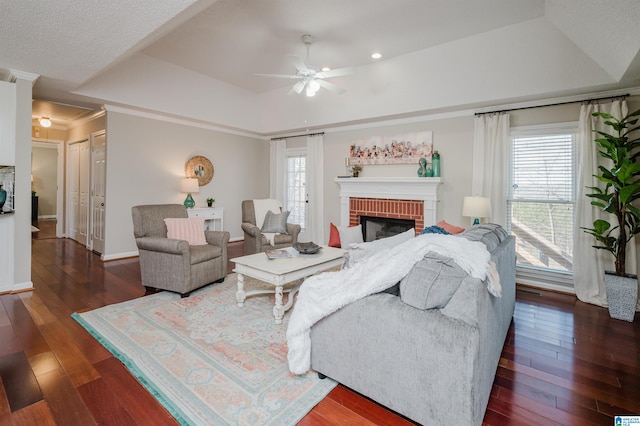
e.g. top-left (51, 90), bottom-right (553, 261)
top-left (132, 204), bottom-right (230, 297)
top-left (241, 199), bottom-right (301, 255)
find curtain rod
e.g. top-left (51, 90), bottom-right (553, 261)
top-left (270, 132), bottom-right (324, 140)
top-left (474, 94), bottom-right (630, 116)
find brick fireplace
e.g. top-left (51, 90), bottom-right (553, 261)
top-left (335, 177), bottom-right (442, 235)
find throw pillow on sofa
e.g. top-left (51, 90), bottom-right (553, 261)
top-left (436, 220), bottom-right (465, 234)
top-left (337, 224), bottom-right (364, 247)
top-left (400, 252), bottom-right (468, 310)
top-left (328, 222), bottom-right (341, 247)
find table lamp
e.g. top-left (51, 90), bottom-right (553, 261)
top-left (462, 196), bottom-right (491, 225)
top-left (180, 178), bottom-right (199, 208)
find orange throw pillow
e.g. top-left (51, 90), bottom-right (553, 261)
top-left (436, 220), bottom-right (465, 235)
top-left (328, 223), bottom-right (341, 247)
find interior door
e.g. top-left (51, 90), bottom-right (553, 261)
top-left (67, 139), bottom-right (90, 246)
top-left (78, 141), bottom-right (90, 246)
top-left (67, 142), bottom-right (80, 241)
top-left (91, 132), bottom-right (106, 254)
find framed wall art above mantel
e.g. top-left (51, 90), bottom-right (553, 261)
top-left (349, 131), bottom-right (433, 166)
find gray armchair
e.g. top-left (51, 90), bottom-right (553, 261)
top-left (241, 199), bottom-right (301, 255)
top-left (132, 204), bottom-right (230, 297)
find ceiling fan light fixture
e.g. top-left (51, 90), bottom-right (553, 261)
top-left (306, 79), bottom-right (320, 97)
top-left (39, 117), bottom-right (52, 128)
top-left (321, 67), bottom-right (331, 72)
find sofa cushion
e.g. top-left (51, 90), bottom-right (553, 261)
top-left (164, 217), bottom-right (207, 246)
top-left (347, 228), bottom-right (415, 266)
top-left (400, 252), bottom-right (468, 309)
top-left (261, 210), bottom-right (290, 234)
top-left (461, 223), bottom-right (508, 251)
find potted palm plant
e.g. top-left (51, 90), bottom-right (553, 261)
top-left (582, 108), bottom-right (640, 321)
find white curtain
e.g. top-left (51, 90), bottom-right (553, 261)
top-left (306, 134), bottom-right (325, 244)
top-left (471, 113), bottom-right (510, 227)
top-left (573, 100), bottom-right (631, 307)
top-left (269, 138), bottom-right (286, 202)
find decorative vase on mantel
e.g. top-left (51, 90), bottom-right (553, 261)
top-left (605, 273), bottom-right (638, 322)
top-left (0, 185), bottom-right (6, 211)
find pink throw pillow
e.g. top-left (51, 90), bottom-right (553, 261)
top-left (164, 217), bottom-right (207, 245)
top-left (437, 220), bottom-right (465, 235)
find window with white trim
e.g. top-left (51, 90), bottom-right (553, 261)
top-left (508, 124), bottom-right (577, 278)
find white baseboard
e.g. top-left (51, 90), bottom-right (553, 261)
top-left (230, 237), bottom-right (244, 242)
top-left (12, 281), bottom-right (34, 292)
top-left (516, 277), bottom-right (576, 294)
top-left (37, 215), bottom-right (56, 220)
top-left (101, 251), bottom-right (139, 261)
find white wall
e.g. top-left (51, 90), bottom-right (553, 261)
top-left (32, 144), bottom-right (58, 217)
top-left (99, 94), bottom-right (640, 260)
top-left (103, 111), bottom-right (269, 258)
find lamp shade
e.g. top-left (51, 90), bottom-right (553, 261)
top-left (462, 196), bottom-right (491, 219)
top-left (180, 178), bottom-right (199, 193)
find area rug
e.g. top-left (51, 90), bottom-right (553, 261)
top-left (72, 274), bottom-right (336, 425)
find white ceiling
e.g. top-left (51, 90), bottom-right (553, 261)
top-left (2, 0), bottom-right (639, 134)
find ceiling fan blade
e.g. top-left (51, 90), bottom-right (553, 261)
top-left (288, 54), bottom-right (310, 73)
top-left (316, 66), bottom-right (356, 79)
top-left (255, 73), bottom-right (302, 79)
top-left (317, 79), bottom-right (346, 94)
top-left (289, 81), bottom-right (306, 95)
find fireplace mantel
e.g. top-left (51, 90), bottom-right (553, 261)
top-left (334, 177), bottom-right (443, 228)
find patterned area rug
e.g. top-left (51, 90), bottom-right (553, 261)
top-left (72, 274), bottom-right (336, 425)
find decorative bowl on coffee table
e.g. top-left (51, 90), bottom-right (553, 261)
top-left (294, 242), bottom-right (322, 254)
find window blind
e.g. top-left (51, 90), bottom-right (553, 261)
top-left (509, 131), bottom-right (576, 275)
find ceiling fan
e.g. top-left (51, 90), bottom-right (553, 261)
top-left (256, 34), bottom-right (354, 97)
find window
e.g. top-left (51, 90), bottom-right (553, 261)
top-left (508, 124), bottom-right (577, 279)
top-left (285, 151), bottom-right (306, 229)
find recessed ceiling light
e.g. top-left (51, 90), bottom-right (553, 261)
top-left (371, 52), bottom-right (382, 59)
top-left (321, 67), bottom-right (331, 72)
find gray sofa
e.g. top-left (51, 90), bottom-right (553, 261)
top-left (310, 227), bottom-right (516, 426)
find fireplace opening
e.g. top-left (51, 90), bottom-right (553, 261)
top-left (360, 216), bottom-right (416, 242)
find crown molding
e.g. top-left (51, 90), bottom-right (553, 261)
top-left (65, 109), bottom-right (106, 130)
top-left (103, 104), bottom-right (263, 140)
top-left (8, 69), bottom-right (39, 85)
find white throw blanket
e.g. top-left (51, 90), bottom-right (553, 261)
top-left (286, 233), bottom-right (500, 374)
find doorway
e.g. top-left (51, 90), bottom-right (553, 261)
top-left (31, 140), bottom-right (64, 237)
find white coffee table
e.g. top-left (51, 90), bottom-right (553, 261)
top-left (232, 246), bottom-right (344, 324)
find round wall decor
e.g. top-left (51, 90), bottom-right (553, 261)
top-left (185, 155), bottom-right (214, 186)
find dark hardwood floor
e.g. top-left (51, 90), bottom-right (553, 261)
top-left (0, 234), bottom-right (638, 425)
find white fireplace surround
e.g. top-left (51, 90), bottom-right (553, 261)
top-left (334, 177), bottom-right (442, 227)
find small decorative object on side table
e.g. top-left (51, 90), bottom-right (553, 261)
top-left (206, 197), bottom-right (215, 207)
